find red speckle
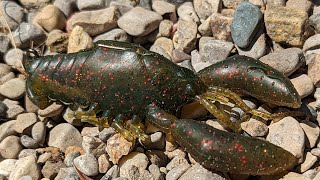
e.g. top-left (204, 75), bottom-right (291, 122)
top-left (188, 130), bottom-right (192, 135)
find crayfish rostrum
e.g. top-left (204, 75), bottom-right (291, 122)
top-left (23, 40), bottom-right (300, 175)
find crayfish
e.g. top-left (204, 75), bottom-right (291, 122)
top-left (23, 40), bottom-right (301, 175)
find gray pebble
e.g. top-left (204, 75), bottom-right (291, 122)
top-left (119, 152), bottom-right (149, 178)
top-left (55, 167), bottom-right (79, 180)
top-left (231, 2), bottom-right (263, 48)
top-left (53, 0), bottom-right (77, 17)
top-left (106, 165), bottom-right (120, 179)
top-left (177, 2), bottom-right (200, 23)
top-left (300, 120), bottom-right (320, 148)
top-left (4, 48), bottom-right (24, 68)
top-left (0, 78), bottom-right (26, 100)
top-left (0, 33), bottom-right (10, 56)
top-left (298, 152), bottom-right (318, 173)
top-left (64, 151), bottom-right (81, 167)
top-left (20, 135), bottom-right (38, 149)
top-left (77, 0), bottom-right (104, 10)
top-left (14, 113), bottom-right (38, 134)
top-left (152, 1), bottom-right (176, 16)
top-left (0, 101), bottom-right (8, 117)
top-left (166, 164), bottom-right (190, 180)
top-left (99, 127), bottom-right (116, 142)
top-left (12, 22), bottom-right (47, 49)
top-left (166, 156), bottom-right (189, 171)
top-left (41, 161), bottom-right (66, 179)
top-left (172, 20), bottom-right (197, 53)
top-left (48, 123), bottom-right (82, 151)
top-left (81, 127), bottom-right (99, 137)
top-left (9, 155), bottom-right (41, 180)
top-left (237, 31), bottom-right (266, 59)
top-left (241, 119), bottom-right (268, 137)
top-left (32, 121), bottom-right (46, 145)
top-left (0, 1), bottom-right (24, 31)
top-left (74, 154), bottom-right (99, 176)
top-left (0, 120), bottom-right (16, 142)
top-left (199, 37), bottom-right (233, 64)
top-left (0, 159), bottom-right (17, 177)
top-left (303, 34), bottom-right (320, 52)
top-left (194, 0), bottom-right (221, 20)
top-left (18, 149), bottom-right (37, 159)
top-left (94, 28), bottom-right (131, 42)
top-left (118, 7), bottom-right (162, 36)
top-left (0, 135), bottom-right (23, 158)
top-left (179, 163), bottom-right (226, 180)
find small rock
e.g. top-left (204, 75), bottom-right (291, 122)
top-left (18, 149), bottom-right (37, 159)
top-left (237, 31), bottom-right (266, 59)
top-left (291, 74), bottom-right (314, 99)
top-left (310, 13), bottom-right (320, 34)
top-left (231, 2), bottom-right (262, 48)
top-left (298, 152), bottom-right (318, 173)
top-left (68, 26), bottom-right (93, 54)
top-left (53, 0), bottom-right (77, 17)
top-left (32, 121), bottom-right (46, 145)
top-left (144, 132), bottom-right (165, 150)
top-left (62, 107), bottom-right (83, 126)
top-left (9, 155), bottom-right (41, 180)
top-left (264, 6), bottom-right (308, 46)
top-left (286, 0), bottom-right (312, 14)
top-left (64, 151), bottom-right (81, 167)
top-left (281, 172), bottom-right (310, 180)
top-left (241, 118), bottom-right (268, 137)
top-left (77, 0), bottom-right (104, 10)
top-left (172, 49), bottom-right (191, 63)
top-left (150, 37), bottom-right (173, 59)
top-left (25, 95), bottom-right (39, 113)
top-left (106, 134), bottom-right (134, 164)
top-left (0, 135), bottom-right (23, 159)
top-left (81, 127), bottom-right (99, 137)
top-left (222, 0), bottom-right (241, 9)
top-left (158, 20), bottom-right (173, 38)
top-left (166, 156), bottom-right (189, 171)
top-left (0, 120), bottom-right (16, 142)
top-left (0, 159), bottom-right (17, 177)
top-left (3, 99), bottom-right (24, 119)
top-left (198, 16), bottom-right (212, 36)
top-left (99, 127), bottom-right (116, 142)
top-left (146, 150), bottom-right (168, 167)
top-left (198, 37), bottom-right (233, 63)
top-left (210, 13), bottom-right (233, 41)
top-left (300, 121), bottom-right (320, 148)
top-left (302, 169), bottom-right (317, 179)
top-left (82, 136), bottom-right (106, 157)
top-left (74, 154), bottom-right (99, 176)
top-left (37, 102), bottom-right (64, 117)
top-left (0, 78), bottom-right (26, 100)
top-left (172, 20), bottom-right (198, 53)
top-left (93, 28), bottom-right (131, 42)
top-left (194, 0), bottom-right (221, 20)
top-left (12, 22), bottom-right (47, 49)
top-left (33, 5), bottom-right (66, 32)
top-left (18, 0), bottom-right (50, 9)
top-left (98, 154), bottom-right (111, 173)
top-left (0, 63), bottom-right (11, 78)
top-left (48, 123), bottom-right (82, 151)
top-left (0, 33), bottom-right (10, 56)
top-left (41, 160), bottom-right (66, 179)
top-left (46, 30), bottom-right (69, 53)
top-left (119, 152), bottom-right (149, 178)
top-left (118, 7), bottom-right (162, 36)
top-left (148, 164), bottom-right (163, 180)
top-left (152, 1), bottom-right (176, 16)
top-left (259, 48), bottom-right (304, 76)
top-left (191, 50), bottom-right (212, 72)
top-left (21, 135), bottom-right (38, 149)
top-left (67, 6), bottom-right (120, 36)
top-left (166, 164), bottom-right (190, 180)
top-left (308, 54), bottom-right (320, 87)
top-left (311, 148), bottom-right (320, 157)
top-left (106, 165), bottom-right (120, 179)
top-left (37, 152), bottom-right (52, 164)
top-left (303, 34), bottom-right (320, 52)
top-left (4, 48), bottom-right (24, 69)
top-left (179, 163), bottom-right (226, 180)
top-left (0, 1), bottom-right (24, 31)
top-left (266, 0), bottom-right (286, 6)
top-left (267, 117), bottom-right (305, 161)
top-left (55, 167), bottom-right (79, 180)
top-left (14, 113), bottom-right (38, 133)
top-left (177, 2), bottom-right (200, 24)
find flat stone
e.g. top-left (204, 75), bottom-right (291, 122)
top-left (259, 48), bottom-right (304, 76)
top-left (303, 34), bottom-right (320, 52)
top-left (177, 2), bottom-right (200, 23)
top-left (74, 154), bottom-right (99, 176)
top-left (33, 5), bottom-right (66, 32)
top-left (286, 0), bottom-right (312, 14)
top-left (172, 20), bottom-right (198, 53)
top-left (106, 133), bottom-right (134, 164)
top-left (119, 152), bottom-right (149, 178)
top-left (291, 74), bottom-right (314, 99)
top-left (194, 0), bottom-right (222, 20)
top-left (32, 121), bottom-right (46, 145)
top-left (0, 135), bottom-right (22, 159)
top-left (0, 120), bottom-right (16, 142)
top-left (106, 165), bottom-right (120, 179)
top-left (118, 7), bottom-right (162, 36)
top-left (77, 0), bottom-right (104, 10)
top-left (0, 78), bottom-right (26, 100)
top-left (3, 99), bottom-right (24, 119)
top-left (93, 28), bottom-right (131, 42)
top-left (9, 155), bottom-right (41, 180)
top-left (300, 120), bottom-right (320, 148)
top-left (264, 6), bottom-right (308, 46)
top-left (179, 163), bottom-right (226, 180)
top-left (241, 118), bottom-right (268, 137)
top-left (67, 6), bottom-right (120, 36)
top-left (307, 54), bottom-right (320, 87)
top-left (198, 37), bottom-right (233, 64)
top-left (266, 117), bottom-right (305, 162)
top-left (298, 152), bottom-right (318, 173)
top-left (237, 31), bottom-right (266, 59)
top-left (68, 25), bottom-right (93, 53)
top-left (0, 1), bottom-right (24, 31)
top-left (14, 113), bottom-right (38, 133)
top-left (48, 123), bottom-right (82, 151)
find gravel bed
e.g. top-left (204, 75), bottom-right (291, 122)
top-left (0, 0), bottom-right (320, 180)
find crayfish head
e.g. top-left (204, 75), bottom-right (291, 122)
top-left (23, 49), bottom-right (41, 76)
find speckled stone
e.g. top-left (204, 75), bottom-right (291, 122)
top-left (231, 2), bottom-right (263, 48)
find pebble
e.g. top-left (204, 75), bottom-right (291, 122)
top-left (172, 49), bottom-right (191, 63)
top-left (64, 151), bottom-right (80, 167)
top-left (222, 0), bottom-right (241, 9)
top-left (46, 30), bottom-right (69, 53)
top-left (308, 54), bottom-right (320, 87)
top-left (99, 127), bottom-right (116, 142)
top-left (0, 34), bottom-right (11, 56)
top-left (237, 31), bottom-right (266, 59)
top-left (74, 154), bottom-right (99, 176)
top-left (144, 132), bottom-right (165, 150)
top-left (0, 78), bottom-right (26, 100)
top-left (303, 34), bottom-right (320, 52)
top-left (146, 150), bottom-right (168, 167)
top-left (14, 113), bottom-right (38, 133)
top-left (37, 152), bottom-right (52, 164)
top-left (166, 156), bottom-right (189, 171)
top-left (0, 63), bottom-right (11, 78)
top-left (0, 120), bottom-right (16, 142)
top-left (264, 6), bottom-right (308, 46)
top-left (177, 2), bottom-right (200, 24)
top-left (68, 25), bottom-right (93, 53)
top-left (148, 164), bottom-right (163, 180)
top-left (81, 127), bottom-right (99, 137)
top-left (166, 164), bottom-right (190, 180)
top-left (286, 0), bottom-right (312, 14)
top-left (53, 0), bottom-right (77, 17)
top-left (41, 160), bottom-right (66, 179)
top-left (267, 117), bottom-right (305, 161)
top-left (54, 167), bottom-right (79, 180)
top-left (281, 172), bottom-right (311, 180)
top-left (158, 20), bottom-right (173, 38)
top-left (172, 20), bottom-right (198, 53)
top-left (0, 1), bottom-right (24, 31)
top-left (82, 136), bottom-right (105, 156)
top-left (61, 107), bottom-right (83, 126)
top-left (298, 152), bottom-right (318, 173)
top-left (94, 28), bottom-right (131, 42)
top-left (33, 5), bottom-right (66, 32)
top-left (198, 37), bottom-right (233, 63)
top-left (98, 154), bottom-right (111, 173)
top-left (241, 118), bottom-right (268, 137)
top-left (77, 0), bottom-right (104, 10)
top-left (266, 0), bottom-right (286, 6)
top-left (179, 163), bottom-right (226, 180)
top-left (210, 13), bottom-right (232, 41)
top-left (12, 22), bottom-right (47, 49)
top-left (0, 135), bottom-right (23, 159)
top-left (119, 152), bottom-right (149, 178)
top-left (3, 99), bottom-right (24, 119)
top-left (150, 37), bottom-right (173, 60)
top-left (300, 121), bottom-right (320, 148)
top-left (24, 95), bottom-right (39, 113)
top-left (20, 135), bottom-right (38, 149)
top-left (291, 74), bottom-right (314, 99)
top-left (231, 2), bottom-right (262, 48)
top-left (67, 6), bottom-right (120, 36)
top-left (37, 102), bottom-right (64, 117)
top-left (152, 1), bottom-right (176, 16)
top-left (18, 149), bottom-right (37, 159)
top-left (194, 0), bottom-right (222, 20)
top-left (302, 169), bottom-right (317, 179)
top-left (9, 155), bottom-right (41, 180)
top-left (118, 7), bottom-right (162, 36)
top-left (259, 48), bottom-right (304, 76)
top-left (4, 48), bottom-right (24, 68)
top-left (310, 13), bottom-right (320, 34)
top-left (106, 165), bottom-right (120, 179)
top-left (32, 121), bottom-right (46, 145)
top-left (106, 133), bottom-right (134, 164)
top-left (0, 159), bottom-right (17, 177)
top-left (48, 123), bottom-right (82, 151)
